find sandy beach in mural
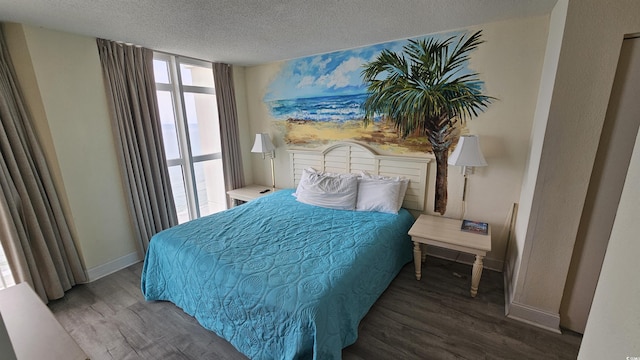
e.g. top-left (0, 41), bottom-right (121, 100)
top-left (274, 118), bottom-right (441, 154)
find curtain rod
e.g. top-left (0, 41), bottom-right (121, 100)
top-left (153, 49), bottom-right (227, 66)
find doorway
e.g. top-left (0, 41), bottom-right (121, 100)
top-left (560, 36), bottom-right (640, 333)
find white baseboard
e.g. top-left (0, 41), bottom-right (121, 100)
top-left (506, 300), bottom-right (561, 333)
top-left (425, 246), bottom-right (504, 272)
top-left (86, 251), bottom-right (142, 282)
top-left (502, 265), bottom-right (561, 333)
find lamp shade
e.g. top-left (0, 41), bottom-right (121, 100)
top-left (251, 133), bottom-right (275, 153)
top-left (448, 135), bottom-right (487, 167)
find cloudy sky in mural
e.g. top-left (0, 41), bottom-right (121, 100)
top-left (264, 41), bottom-right (403, 102)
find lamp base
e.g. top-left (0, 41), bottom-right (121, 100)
top-left (461, 175), bottom-right (468, 219)
top-left (270, 156), bottom-right (276, 189)
top-left (460, 165), bottom-right (474, 176)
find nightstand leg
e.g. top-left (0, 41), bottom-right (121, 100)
top-left (421, 244), bottom-right (427, 262)
top-left (413, 241), bottom-right (422, 280)
top-left (471, 254), bottom-right (484, 297)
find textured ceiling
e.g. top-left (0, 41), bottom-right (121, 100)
top-left (0, 0), bottom-right (556, 66)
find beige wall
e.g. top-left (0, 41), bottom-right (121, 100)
top-left (4, 24), bottom-right (138, 275)
top-left (578, 113), bottom-right (640, 358)
top-left (243, 15), bottom-right (550, 271)
top-left (508, 0), bottom-right (640, 332)
top-left (506, 0), bottom-right (568, 330)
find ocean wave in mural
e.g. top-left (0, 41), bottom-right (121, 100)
top-left (268, 93), bottom-right (367, 123)
top-left (264, 30), bottom-right (474, 153)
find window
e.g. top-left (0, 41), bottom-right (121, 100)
top-left (153, 54), bottom-right (227, 223)
top-left (0, 247), bottom-right (15, 290)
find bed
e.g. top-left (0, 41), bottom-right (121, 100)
top-left (141, 142), bottom-right (431, 359)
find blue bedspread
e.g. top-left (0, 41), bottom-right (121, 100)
top-left (141, 189), bottom-right (414, 359)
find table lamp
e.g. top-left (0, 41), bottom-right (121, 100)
top-left (448, 135), bottom-right (487, 203)
top-left (251, 133), bottom-right (276, 190)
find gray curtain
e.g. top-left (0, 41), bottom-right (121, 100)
top-left (96, 39), bottom-right (177, 254)
top-left (0, 27), bottom-right (87, 302)
top-left (213, 63), bottom-right (245, 207)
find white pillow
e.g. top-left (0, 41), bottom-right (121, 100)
top-left (292, 167), bottom-right (313, 198)
top-left (295, 168), bottom-right (358, 210)
top-left (359, 171), bottom-right (409, 212)
top-left (356, 178), bottom-right (403, 213)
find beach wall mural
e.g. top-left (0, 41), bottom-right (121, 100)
top-left (263, 30), bottom-right (477, 154)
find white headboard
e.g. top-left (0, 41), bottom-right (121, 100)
top-left (288, 141), bottom-right (431, 211)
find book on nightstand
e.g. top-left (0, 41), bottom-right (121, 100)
top-left (461, 219), bottom-right (489, 235)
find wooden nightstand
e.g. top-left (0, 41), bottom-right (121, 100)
top-left (408, 214), bottom-right (491, 297)
top-left (227, 185), bottom-right (280, 203)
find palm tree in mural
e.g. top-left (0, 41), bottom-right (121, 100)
top-left (361, 30), bottom-right (493, 215)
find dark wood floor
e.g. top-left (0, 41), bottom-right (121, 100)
top-left (48, 257), bottom-right (581, 360)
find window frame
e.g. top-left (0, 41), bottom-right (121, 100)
top-left (154, 53), bottom-right (224, 221)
